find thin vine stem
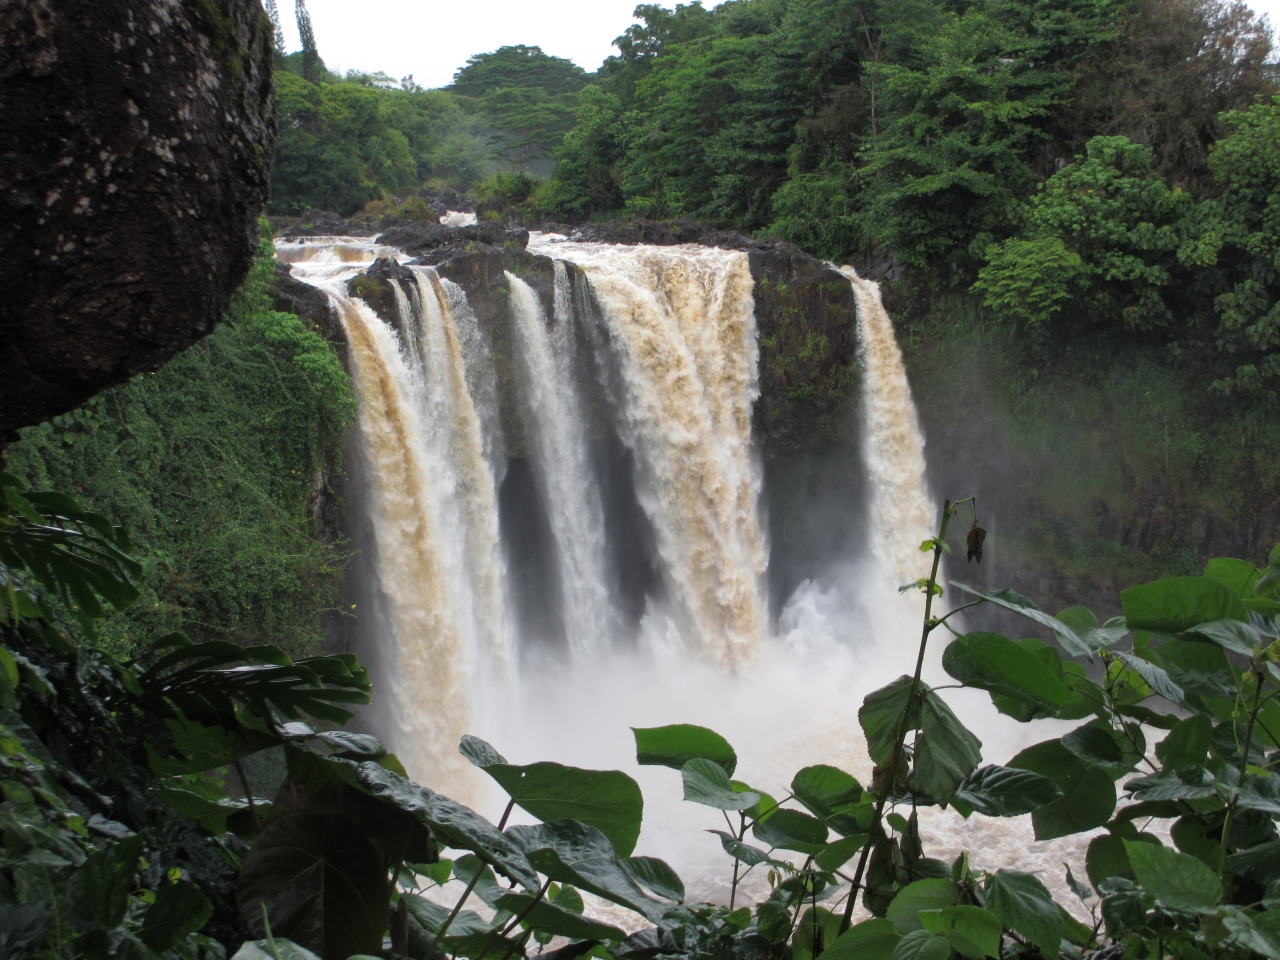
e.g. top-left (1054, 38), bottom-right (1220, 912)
top-left (839, 497), bottom-right (970, 934)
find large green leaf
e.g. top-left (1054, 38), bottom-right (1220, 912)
top-left (1124, 840), bottom-right (1222, 913)
top-left (751, 808), bottom-right (828, 853)
top-left (1124, 766), bottom-right (1217, 802)
top-left (620, 856), bottom-right (685, 902)
top-left (1117, 653), bottom-right (1185, 706)
top-left (506, 820), bottom-right (665, 921)
top-left (1055, 606), bottom-right (1128, 652)
top-left (1156, 639), bottom-right (1237, 699)
top-left (479, 761), bottom-right (643, 857)
top-left (891, 929), bottom-right (952, 960)
top-left (942, 633), bottom-right (1071, 709)
top-left (66, 834), bottom-right (144, 932)
top-left (815, 834), bottom-right (869, 872)
top-left (952, 765), bottom-right (1062, 817)
top-left (912, 689), bottom-right (982, 803)
top-left (354, 761), bottom-right (538, 889)
top-left (949, 584), bottom-right (1091, 657)
top-left (1008, 739), bottom-right (1116, 840)
top-left (1122, 577), bottom-right (1247, 633)
top-left (823, 918), bottom-right (901, 960)
top-left (791, 764), bottom-right (864, 835)
top-left (984, 870), bottom-right (1061, 959)
top-left (633, 724), bottom-right (737, 775)
top-left (1185, 619), bottom-right (1261, 656)
top-left (709, 830), bottom-right (787, 867)
top-left (236, 812), bottom-right (390, 960)
top-left (681, 758), bottom-right (759, 810)
top-left (232, 940), bottom-right (323, 960)
top-left (493, 892), bottom-right (625, 940)
top-left (920, 905), bottom-right (1003, 959)
top-left (1204, 558), bottom-right (1260, 597)
top-left (861, 675), bottom-right (920, 767)
top-left (1155, 714), bottom-right (1212, 768)
top-left (138, 883), bottom-right (213, 951)
top-left (459, 734), bottom-right (507, 768)
top-left (887, 879), bottom-right (959, 933)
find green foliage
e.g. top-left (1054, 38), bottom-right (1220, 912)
top-left (6, 230), bottom-right (355, 657)
top-left (270, 72), bottom-right (493, 214)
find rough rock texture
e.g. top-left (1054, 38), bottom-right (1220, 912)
top-left (269, 261), bottom-right (343, 360)
top-left (377, 222), bottom-right (530, 259)
top-left (274, 210), bottom-right (378, 239)
top-left (346, 257), bottom-right (418, 331)
top-left (0, 0), bottom-right (276, 434)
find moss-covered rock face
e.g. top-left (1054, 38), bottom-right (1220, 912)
top-left (749, 248), bottom-right (858, 459)
top-left (0, 0), bottom-right (275, 434)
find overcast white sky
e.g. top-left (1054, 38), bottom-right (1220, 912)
top-left (277, 0), bottom-right (1280, 90)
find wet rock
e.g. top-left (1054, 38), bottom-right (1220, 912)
top-left (376, 222), bottom-right (529, 256)
top-left (275, 210), bottom-right (378, 239)
top-left (269, 261), bottom-right (343, 360)
top-left (0, 0), bottom-right (275, 434)
top-left (346, 257), bottom-right (418, 333)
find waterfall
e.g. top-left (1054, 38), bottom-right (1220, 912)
top-left (327, 290), bottom-right (476, 799)
top-left (505, 271), bottom-right (615, 657)
top-left (408, 270), bottom-right (512, 676)
top-left (838, 265), bottom-right (936, 586)
top-left (527, 238), bottom-right (767, 668)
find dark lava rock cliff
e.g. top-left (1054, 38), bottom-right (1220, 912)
top-left (0, 0), bottom-right (275, 434)
top-left (335, 218), bottom-right (859, 460)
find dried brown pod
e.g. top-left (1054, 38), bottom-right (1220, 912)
top-left (966, 526), bottom-right (987, 563)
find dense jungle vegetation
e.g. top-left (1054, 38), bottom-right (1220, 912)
top-left (4, 232), bottom-right (355, 658)
top-left (11, 479), bottom-right (1280, 960)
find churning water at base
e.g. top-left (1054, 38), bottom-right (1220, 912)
top-left (276, 235), bottom-right (1096, 917)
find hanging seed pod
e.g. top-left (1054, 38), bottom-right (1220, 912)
top-left (966, 525), bottom-right (987, 563)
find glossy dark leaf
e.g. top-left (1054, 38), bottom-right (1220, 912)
top-left (633, 724), bottom-right (737, 776)
top-left (952, 765), bottom-right (1062, 817)
top-left (709, 829), bottom-right (787, 867)
top-left (459, 734), bottom-right (507, 768)
top-left (494, 891), bottom-right (625, 940)
top-left (984, 870), bottom-right (1061, 959)
top-left (507, 820), bottom-right (665, 921)
top-left (139, 883), bottom-right (213, 951)
top-left (751, 808), bottom-right (828, 853)
top-left (1009, 740), bottom-right (1116, 840)
top-left (1124, 766), bottom-right (1218, 802)
top-left (1117, 653), bottom-right (1185, 706)
top-left (860, 675), bottom-right (920, 767)
top-left (620, 856), bottom-right (684, 901)
top-left (66, 834), bottom-right (144, 933)
top-left (480, 761), bottom-right (643, 857)
top-left (681, 758), bottom-right (759, 810)
top-left (912, 689), bottom-right (982, 803)
top-left (354, 760), bottom-right (539, 889)
top-left (237, 812), bottom-right (390, 960)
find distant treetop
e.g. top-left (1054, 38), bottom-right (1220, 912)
top-left (451, 45), bottom-right (590, 99)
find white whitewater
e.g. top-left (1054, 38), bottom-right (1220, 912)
top-left (528, 237), bottom-right (766, 668)
top-left (506, 271), bottom-right (615, 656)
top-left (839, 265), bottom-right (936, 586)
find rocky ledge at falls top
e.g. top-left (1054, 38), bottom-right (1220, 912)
top-left (270, 217), bottom-right (859, 460)
top-left (0, 0), bottom-right (275, 435)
